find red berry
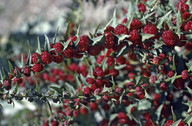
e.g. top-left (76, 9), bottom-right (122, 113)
top-left (54, 55), bottom-right (63, 63)
top-left (109, 68), bottom-right (119, 77)
top-left (168, 70), bottom-right (175, 78)
top-left (67, 36), bottom-right (77, 45)
top-left (4, 80), bottom-right (11, 87)
top-left (104, 32), bottom-right (115, 49)
top-left (88, 45), bottom-right (103, 56)
top-left (184, 21), bottom-right (192, 31)
top-left (90, 102), bottom-right (98, 111)
top-left (130, 18), bottom-right (143, 30)
top-left (63, 46), bottom-right (74, 58)
top-left (165, 120), bottom-right (185, 126)
top-left (160, 82), bottom-right (168, 91)
top-left (183, 12), bottom-right (191, 21)
top-left (78, 35), bottom-right (90, 52)
top-left (143, 23), bottom-right (158, 39)
top-left (104, 26), bottom-right (114, 33)
top-left (129, 30), bottom-right (141, 45)
top-left (135, 86), bottom-right (143, 96)
top-left (51, 121), bottom-right (59, 126)
top-left (31, 53), bottom-right (41, 64)
top-left (177, 1), bottom-right (189, 13)
top-left (97, 55), bottom-right (105, 64)
top-left (181, 70), bottom-right (188, 80)
top-left (153, 57), bottom-right (160, 65)
top-left (32, 63), bottom-right (44, 72)
top-left (138, 2), bottom-right (146, 13)
top-left (23, 66), bottom-right (31, 77)
top-left (73, 110), bottom-right (79, 117)
top-left (94, 66), bottom-right (104, 77)
top-left (54, 42), bottom-right (63, 53)
top-left (116, 56), bottom-right (126, 64)
top-left (41, 51), bottom-right (53, 64)
top-left (117, 112), bottom-right (128, 124)
top-left (80, 107), bottom-right (88, 115)
top-left (13, 77), bottom-right (23, 84)
top-left (114, 24), bottom-right (128, 35)
top-left (106, 56), bottom-right (115, 66)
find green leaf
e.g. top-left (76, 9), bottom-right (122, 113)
top-left (50, 86), bottom-right (62, 94)
top-left (102, 85), bottom-right (109, 93)
top-left (171, 73), bottom-right (177, 84)
top-left (8, 61), bottom-right (14, 74)
top-left (80, 74), bottom-right (88, 86)
top-left (36, 37), bottom-right (41, 54)
top-left (138, 99), bottom-right (151, 110)
top-left (141, 11), bottom-right (156, 24)
top-left (186, 60), bottom-right (192, 72)
top-left (108, 114), bottom-right (118, 126)
top-left (47, 100), bottom-right (53, 115)
top-left (157, 10), bottom-right (172, 29)
top-left (171, 106), bottom-right (177, 122)
top-left (92, 35), bottom-right (105, 45)
top-left (144, 90), bottom-right (153, 99)
top-left (127, 15), bottom-right (134, 30)
top-left (142, 34), bottom-right (154, 42)
top-left (135, 75), bottom-right (141, 86)
top-left (155, 104), bottom-right (163, 121)
top-left (14, 83), bottom-right (18, 93)
top-left (172, 119), bottom-right (181, 126)
top-left (118, 34), bottom-right (130, 44)
top-left (116, 46), bottom-right (127, 58)
top-left (20, 54), bottom-right (24, 68)
top-left (184, 114), bottom-right (192, 126)
top-left (101, 18), bottom-right (113, 33)
top-left (65, 82), bottom-right (75, 96)
top-left (44, 34), bottom-right (51, 52)
top-left (176, 6), bottom-right (182, 38)
top-left (93, 94), bottom-right (101, 100)
top-left (26, 50), bottom-right (32, 66)
top-left (169, 0), bottom-right (176, 13)
top-left (186, 86), bottom-right (192, 94)
top-left (75, 25), bottom-right (80, 46)
top-left (35, 80), bottom-right (39, 92)
top-left (119, 90), bottom-right (125, 103)
top-left (75, 75), bottom-right (82, 87)
top-left (93, 24), bottom-right (100, 36)
top-left (63, 38), bottom-right (71, 51)
top-left (54, 27), bottom-right (59, 44)
top-left (102, 57), bottom-right (107, 71)
top-left (127, 2), bottom-right (133, 20)
top-left (64, 22), bottom-right (71, 41)
top-left (2, 67), bottom-right (9, 80)
top-left (112, 9), bottom-right (117, 27)
top-left (172, 55), bottom-right (176, 71)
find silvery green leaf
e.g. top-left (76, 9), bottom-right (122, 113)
top-left (44, 34), bottom-right (51, 52)
top-left (157, 10), bottom-right (172, 29)
top-left (36, 37), bottom-right (41, 54)
top-left (112, 9), bottom-right (117, 27)
top-left (142, 33), bottom-right (154, 42)
top-left (172, 119), bottom-right (181, 126)
top-left (75, 25), bottom-right (81, 46)
top-left (144, 90), bottom-right (153, 99)
top-left (63, 38), bottom-right (71, 51)
top-left (155, 104), bottom-right (163, 121)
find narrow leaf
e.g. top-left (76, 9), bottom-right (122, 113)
top-left (142, 34), bottom-right (154, 42)
top-left (8, 61), bottom-right (14, 74)
top-left (36, 37), bottom-right (42, 54)
top-left (54, 27), bottom-right (59, 43)
top-left (172, 119), bottom-right (181, 126)
top-left (157, 10), bottom-right (172, 29)
top-left (44, 34), bottom-right (51, 52)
